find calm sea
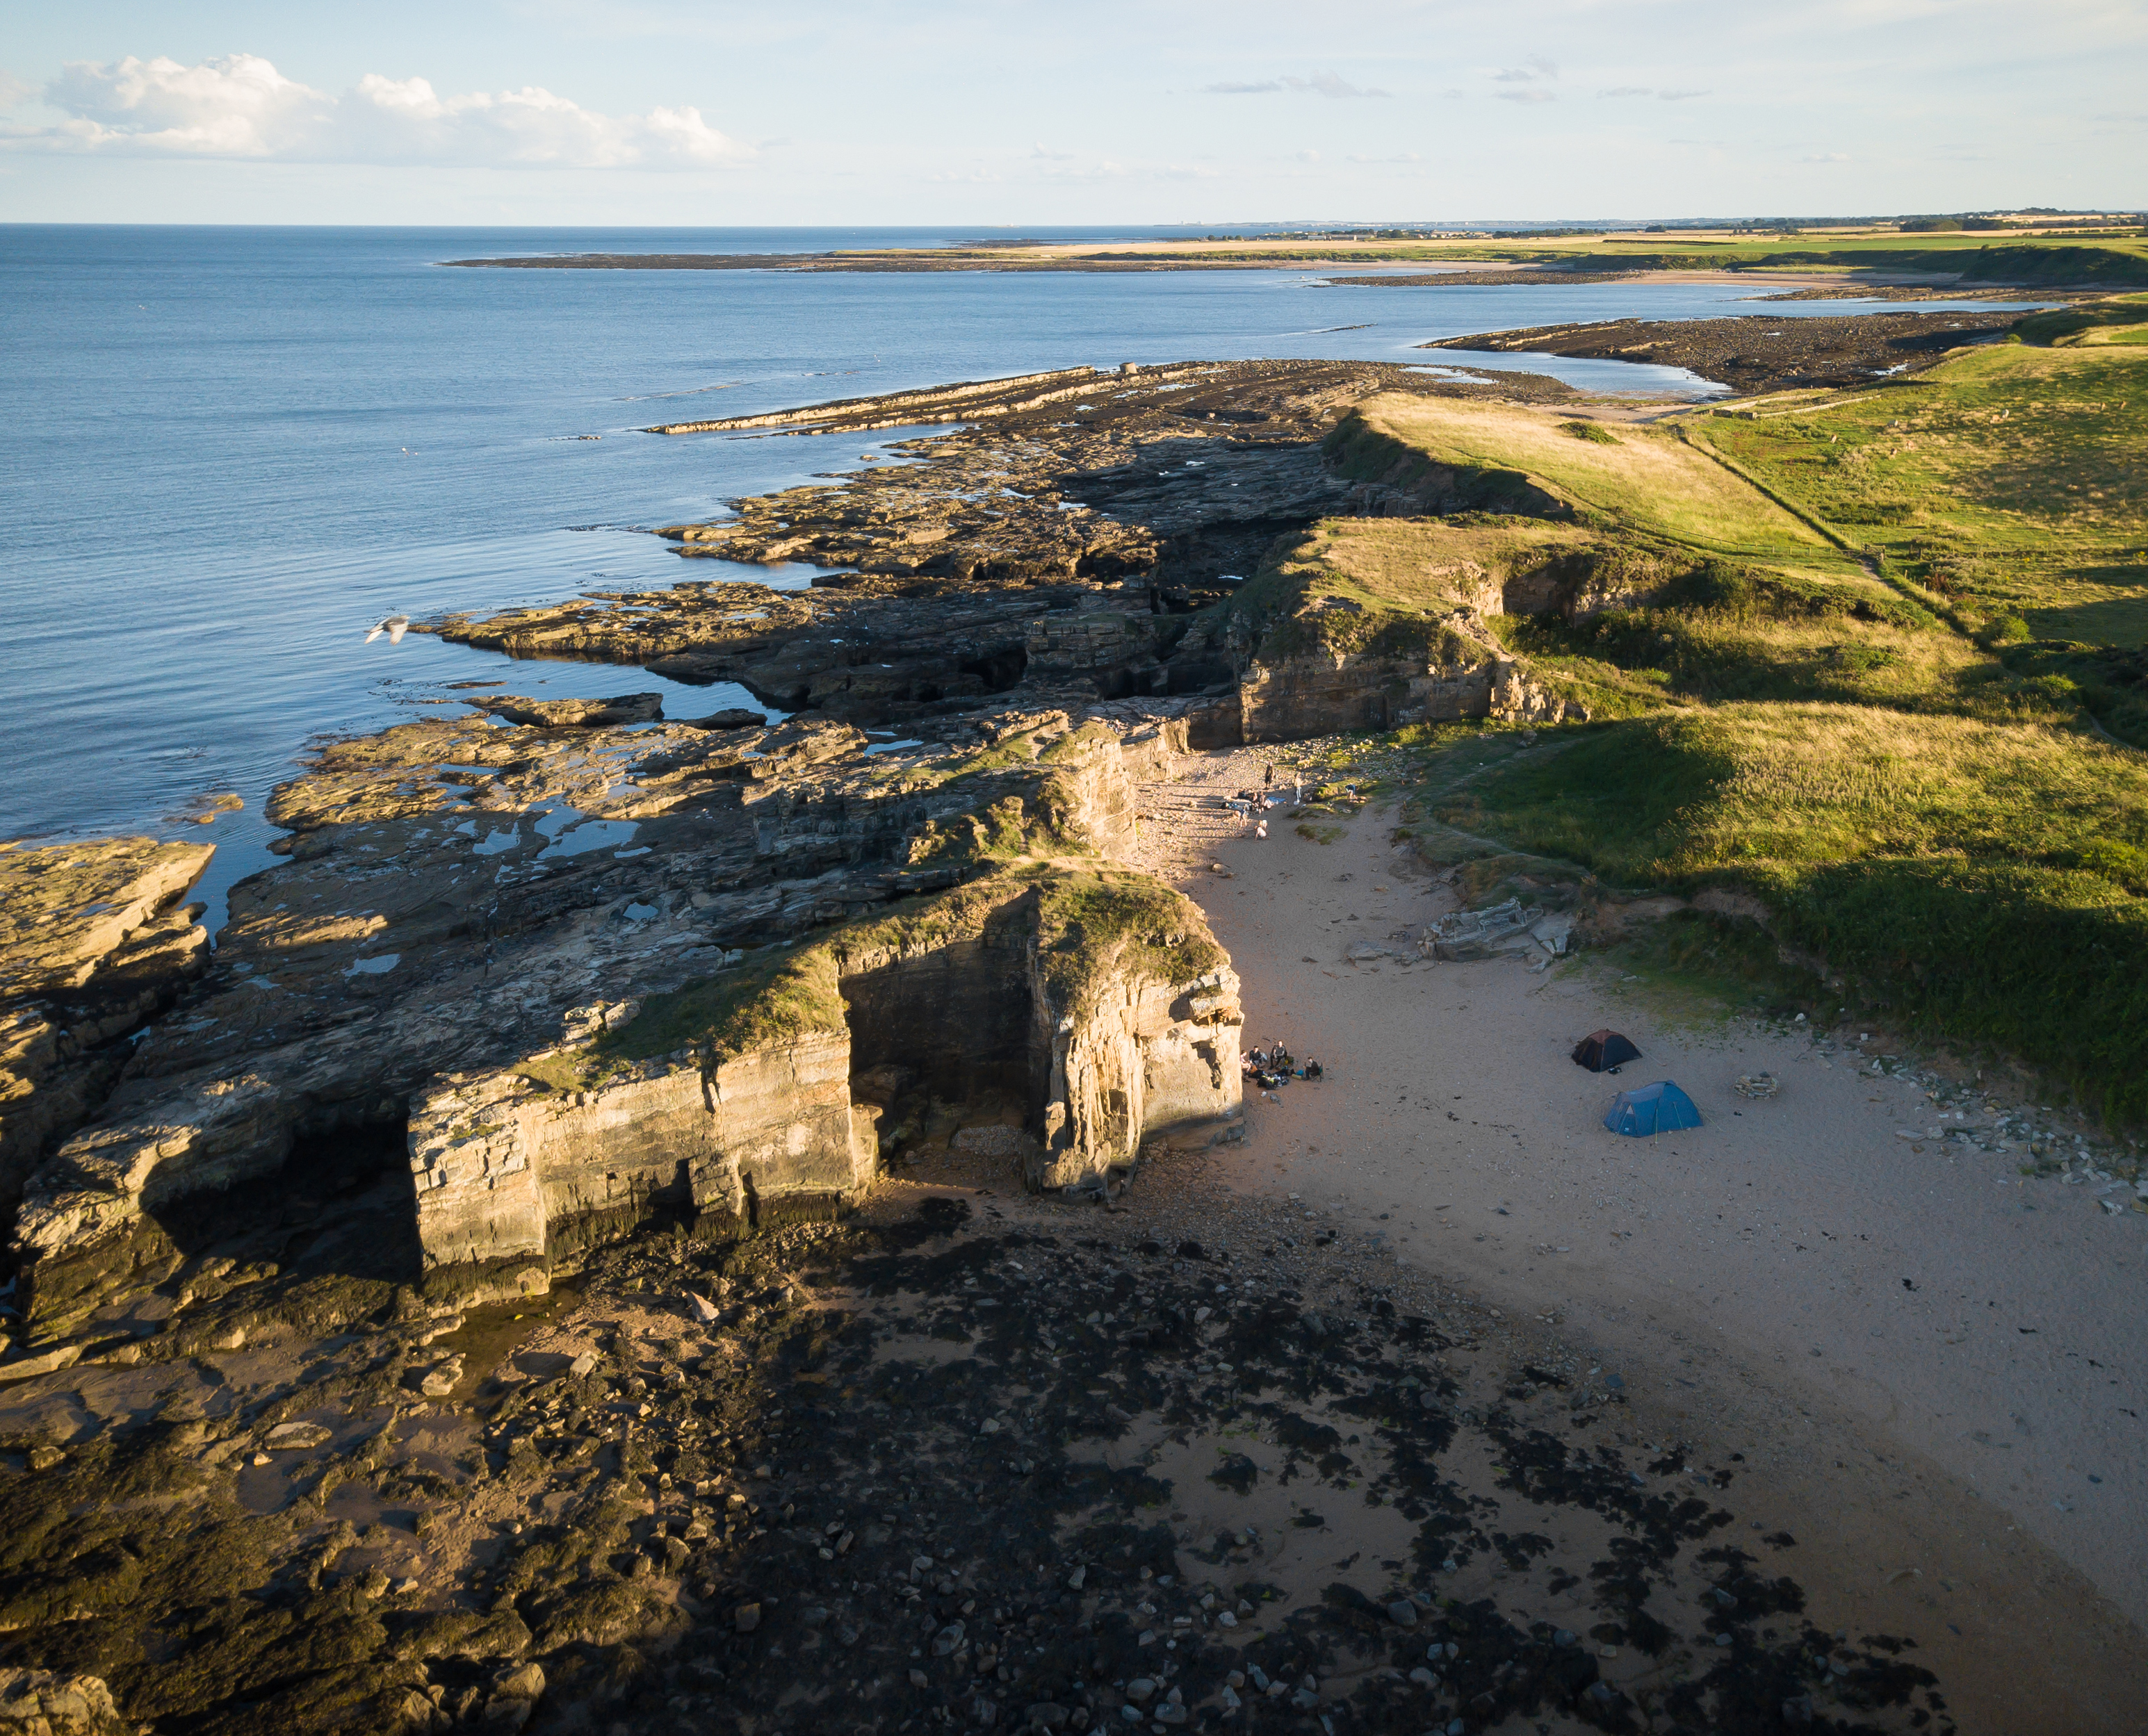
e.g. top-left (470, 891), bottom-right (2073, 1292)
top-left (0, 225), bottom-right (2021, 927)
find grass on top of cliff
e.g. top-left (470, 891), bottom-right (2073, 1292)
top-left (560, 863), bottom-right (1219, 1074)
top-left (1331, 395), bottom-right (1864, 572)
top-left (1687, 327), bottom-right (2148, 618)
top-left (1230, 516), bottom-right (1999, 723)
top-left (582, 946), bottom-right (849, 1072)
top-left (1424, 706), bottom-right (2148, 1120)
top-left (1030, 867), bottom-right (1226, 1012)
top-left (1486, 584), bottom-right (2019, 720)
top-left (1228, 516), bottom-right (1598, 661)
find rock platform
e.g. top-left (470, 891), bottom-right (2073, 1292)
top-left (0, 358), bottom-right (1992, 1734)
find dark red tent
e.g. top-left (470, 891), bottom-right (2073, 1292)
top-left (1572, 1029), bottom-right (1641, 1072)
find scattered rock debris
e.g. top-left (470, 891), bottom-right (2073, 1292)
top-left (0, 1186), bottom-right (1955, 1733)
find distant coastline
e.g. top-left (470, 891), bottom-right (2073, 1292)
top-left (439, 228), bottom-right (2148, 290)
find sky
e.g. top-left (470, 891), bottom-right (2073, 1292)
top-left (1, 0), bottom-right (2142, 226)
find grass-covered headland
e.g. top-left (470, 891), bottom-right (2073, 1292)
top-left (1245, 297), bottom-right (2148, 1121)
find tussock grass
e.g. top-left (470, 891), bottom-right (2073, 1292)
top-left (1435, 706), bottom-right (2148, 1119)
top-left (1272, 341), bottom-right (2148, 1115)
top-left (1443, 704), bottom-right (2148, 883)
top-left (1497, 606), bottom-right (1994, 712)
top-left (1686, 334), bottom-right (2148, 742)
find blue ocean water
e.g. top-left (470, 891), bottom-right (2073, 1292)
top-left (0, 225), bottom-right (2026, 926)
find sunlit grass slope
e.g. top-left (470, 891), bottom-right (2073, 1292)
top-left (1340, 394), bottom-right (1863, 570)
top-left (1320, 352), bottom-right (2148, 1117)
top-left (1431, 705), bottom-right (2148, 1118)
top-left (1686, 311), bottom-right (2148, 739)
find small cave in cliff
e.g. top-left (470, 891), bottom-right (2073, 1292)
top-left (147, 1110), bottom-right (422, 1286)
top-left (959, 646), bottom-right (1028, 692)
top-left (838, 930), bottom-right (1047, 1179)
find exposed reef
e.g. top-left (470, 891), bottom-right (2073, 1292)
top-left (0, 1189), bottom-right (1962, 1736)
top-left (1419, 311), bottom-right (2020, 394)
top-left (0, 351), bottom-right (2024, 1733)
top-left (432, 361), bottom-right (1588, 744)
top-left (1, 838), bottom-right (214, 1236)
top-left (10, 704), bottom-right (1237, 1347)
top-left (3, 361), bottom-right (1773, 1357)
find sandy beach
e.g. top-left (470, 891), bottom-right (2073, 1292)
top-left (1127, 744), bottom-right (2148, 1725)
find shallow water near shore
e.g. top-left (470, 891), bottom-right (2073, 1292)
top-left (0, 224), bottom-right (2021, 926)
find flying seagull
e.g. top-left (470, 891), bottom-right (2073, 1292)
top-left (366, 614), bottom-right (410, 644)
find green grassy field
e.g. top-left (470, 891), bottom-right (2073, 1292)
top-left (1424, 708), bottom-right (2148, 1119)
top-left (1337, 395), bottom-right (1864, 567)
top-left (888, 229), bottom-right (2148, 285)
top-left (1686, 305), bottom-right (2148, 740)
top-left (1250, 319), bottom-right (2148, 1121)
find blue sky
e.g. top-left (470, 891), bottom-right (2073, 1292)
top-left (1, 0), bottom-right (2141, 224)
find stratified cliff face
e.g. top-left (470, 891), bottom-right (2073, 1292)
top-left (1237, 632), bottom-right (1582, 739)
top-left (7, 361), bottom-right (1641, 1357)
top-left (7, 701), bottom-right (1238, 1344)
top-left (406, 1027), bottom-right (863, 1283)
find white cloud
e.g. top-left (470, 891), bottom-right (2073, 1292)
top-left (1658, 88), bottom-right (1711, 101)
top-left (1203, 70), bottom-right (1390, 98)
top-left (8, 53), bottom-right (747, 168)
top-left (1496, 89), bottom-right (1557, 104)
top-left (1599, 85), bottom-right (1654, 97)
top-left (1803, 150), bottom-right (1852, 161)
top-left (1492, 56), bottom-right (1560, 83)
top-left (1347, 151), bottom-right (1424, 163)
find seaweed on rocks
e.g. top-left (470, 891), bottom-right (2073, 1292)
top-left (0, 1193), bottom-right (1956, 1733)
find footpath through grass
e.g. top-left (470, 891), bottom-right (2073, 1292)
top-left (1687, 310), bottom-right (2148, 741)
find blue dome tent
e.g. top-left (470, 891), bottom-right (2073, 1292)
top-left (1602, 1081), bottom-right (1703, 1137)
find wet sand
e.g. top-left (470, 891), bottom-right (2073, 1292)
top-left (1128, 746), bottom-right (2148, 1726)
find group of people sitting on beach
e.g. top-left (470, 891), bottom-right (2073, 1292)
top-left (1243, 1040), bottom-right (1322, 1090)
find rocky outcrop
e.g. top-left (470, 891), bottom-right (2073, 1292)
top-left (1235, 603), bottom-right (1586, 742)
top-left (406, 1025), bottom-right (863, 1284)
top-left (398, 859), bottom-right (1240, 1281)
top-left (9, 362), bottom-right (1638, 1349)
top-left (1417, 310), bottom-right (2020, 395)
top-left (0, 1669), bottom-right (130, 1736)
top-left (0, 839), bottom-right (213, 1220)
top-left (7, 701), bottom-right (1235, 1343)
top-left (1033, 951), bottom-right (1239, 1191)
top-left (475, 692), bottom-right (666, 728)
top-left (429, 361), bottom-right (1568, 727)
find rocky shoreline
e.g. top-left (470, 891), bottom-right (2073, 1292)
top-left (1417, 312), bottom-right (2021, 395)
top-left (0, 1176), bottom-right (1962, 1735)
top-left (0, 355), bottom-right (2012, 1732)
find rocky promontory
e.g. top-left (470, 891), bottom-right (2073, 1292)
top-left (10, 702), bottom-right (1242, 1345)
top-left (0, 357), bottom-right (1990, 1734)
top-left (1417, 310), bottom-right (2019, 394)
top-left (1, 837), bottom-right (215, 1235)
top-left (5, 360), bottom-right (1646, 1373)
